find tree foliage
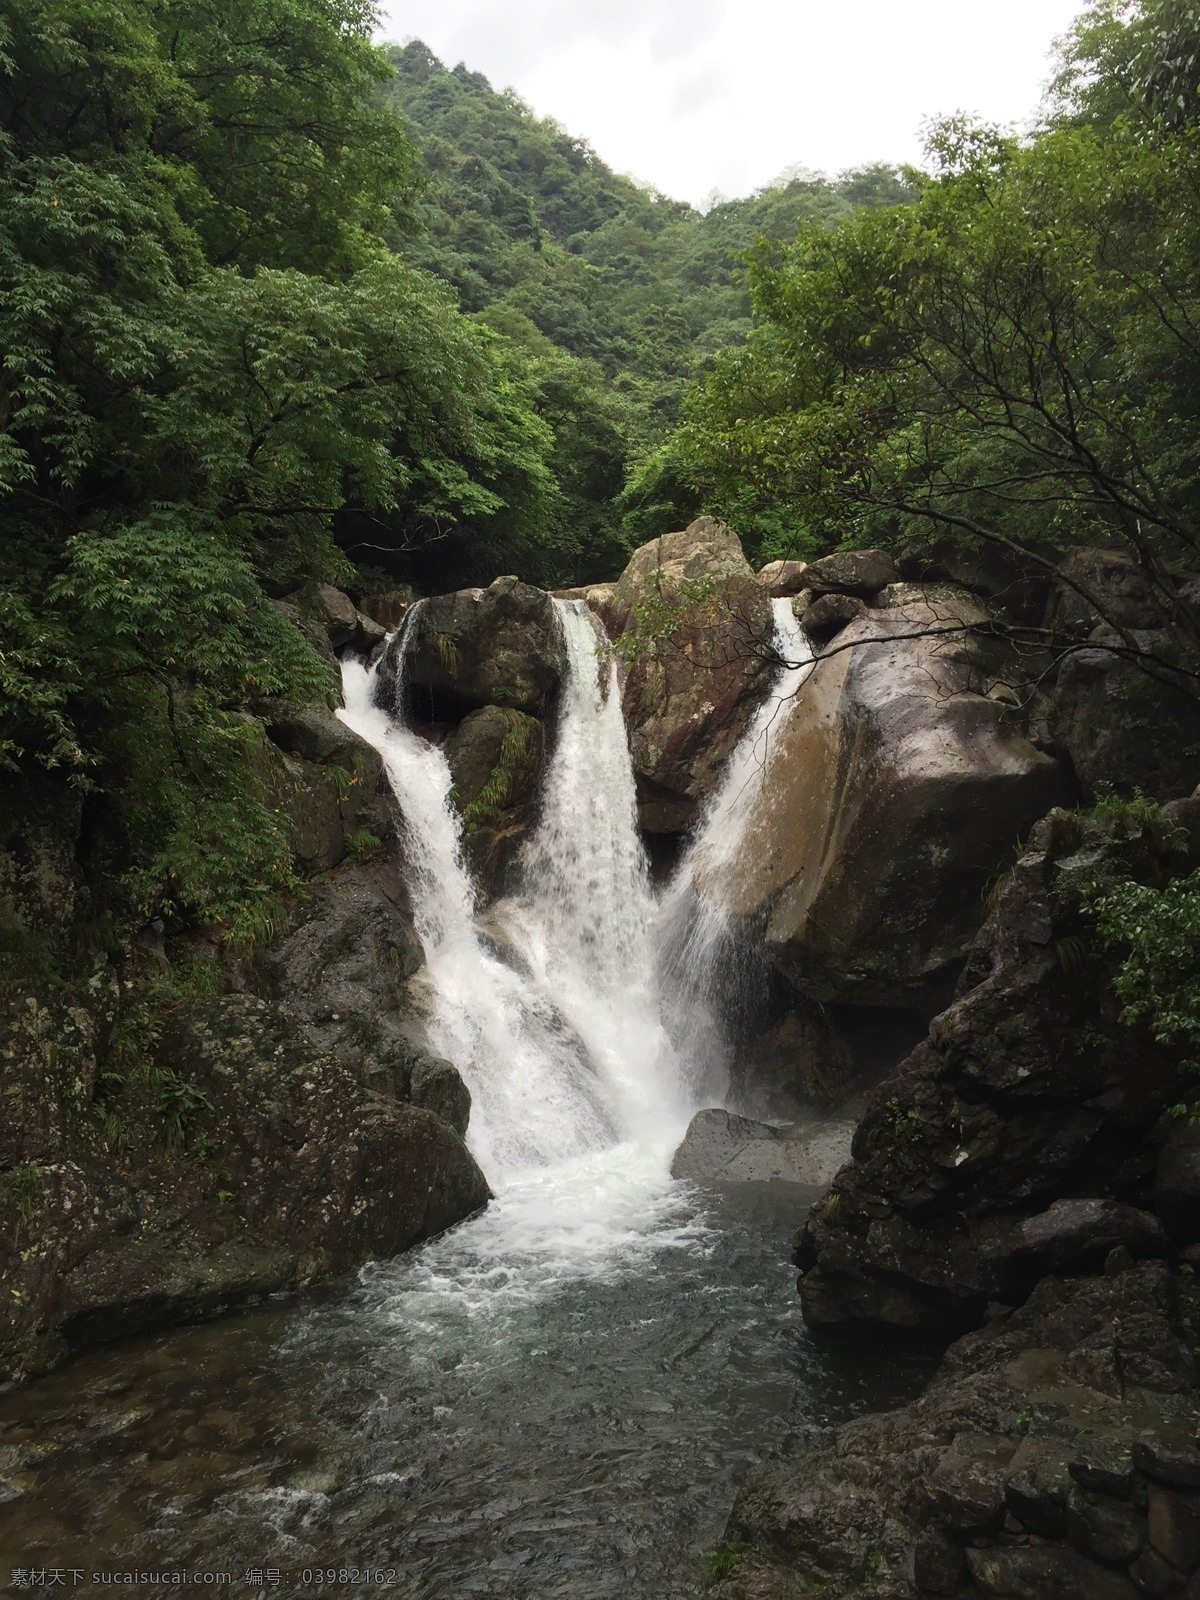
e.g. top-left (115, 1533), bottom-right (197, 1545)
top-left (0, 1), bottom-right (556, 936)
top-left (676, 26), bottom-right (1200, 671)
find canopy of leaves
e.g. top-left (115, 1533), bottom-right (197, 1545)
top-left (382, 40), bottom-right (916, 565)
top-left (0, 0), bottom-right (558, 937)
top-left (676, 55), bottom-right (1200, 655)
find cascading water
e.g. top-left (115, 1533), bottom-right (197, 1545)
top-left (655, 597), bottom-right (814, 1103)
top-left (337, 597), bottom-right (686, 1185)
top-left (2, 587), bottom-right (936, 1598)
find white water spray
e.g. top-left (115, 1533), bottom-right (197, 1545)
top-left (655, 598), bottom-right (814, 1101)
top-left (338, 600), bottom-right (685, 1187)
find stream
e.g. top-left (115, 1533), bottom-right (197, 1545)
top-left (0, 1159), bottom-right (931, 1596)
top-left (2, 597), bottom-right (932, 1595)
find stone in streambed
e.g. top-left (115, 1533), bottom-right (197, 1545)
top-left (669, 1109), bottom-right (854, 1185)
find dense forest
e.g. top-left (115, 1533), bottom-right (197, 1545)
top-left (1, 0), bottom-right (1198, 1001)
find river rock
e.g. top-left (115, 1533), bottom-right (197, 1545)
top-left (792, 806), bottom-right (1185, 1336)
top-left (756, 559), bottom-right (809, 598)
top-left (669, 1109), bottom-right (854, 1186)
top-left (804, 548), bottom-right (898, 597)
top-left (606, 517), bottom-right (774, 832)
top-left (0, 992), bottom-right (488, 1382)
top-left (716, 1264), bottom-right (1199, 1600)
top-left (386, 575), bottom-right (562, 718)
top-left (704, 586), bottom-right (1072, 1010)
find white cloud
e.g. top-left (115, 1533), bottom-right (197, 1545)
top-left (375, 0), bottom-right (1086, 206)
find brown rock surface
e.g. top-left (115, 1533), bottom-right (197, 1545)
top-left (607, 517), bottom-right (774, 832)
top-left (757, 559), bottom-right (809, 598)
top-left (792, 806), bottom-right (1186, 1336)
top-left (707, 588), bottom-right (1072, 1009)
top-left (804, 547), bottom-right (899, 597)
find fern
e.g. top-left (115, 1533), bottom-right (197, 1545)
top-left (461, 710), bottom-right (539, 832)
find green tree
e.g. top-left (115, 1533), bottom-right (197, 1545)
top-left (678, 109), bottom-right (1200, 681)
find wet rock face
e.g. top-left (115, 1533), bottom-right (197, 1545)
top-left (716, 586), bottom-right (1072, 1010)
top-left (670, 1109), bottom-right (854, 1187)
top-left (443, 704), bottom-right (545, 901)
top-left (791, 808), bottom-right (1184, 1337)
top-left (388, 575), bottom-right (563, 719)
top-left (0, 991), bottom-right (488, 1383)
top-left (605, 517), bottom-right (774, 833)
top-left (717, 1264), bottom-right (1200, 1600)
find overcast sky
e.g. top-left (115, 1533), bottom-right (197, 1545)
top-left (374, 0), bottom-right (1087, 207)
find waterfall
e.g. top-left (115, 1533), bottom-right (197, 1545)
top-left (338, 599), bottom-right (683, 1184)
top-left (655, 597), bottom-right (814, 1103)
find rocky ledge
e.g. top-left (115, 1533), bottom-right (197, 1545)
top-left (716, 1260), bottom-right (1200, 1599)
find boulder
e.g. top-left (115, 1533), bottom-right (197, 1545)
top-left (359, 585), bottom-right (418, 631)
top-left (800, 590), bottom-right (867, 641)
top-left (253, 721), bottom-right (391, 877)
top-left (1048, 627), bottom-right (1200, 802)
top-left (987, 1199), bottom-right (1169, 1299)
top-left (262, 700), bottom-right (373, 767)
top-left (1044, 547), bottom-right (1180, 635)
top-left (898, 536), bottom-right (1055, 625)
top-left (410, 1055), bottom-right (472, 1136)
top-left (0, 992), bottom-right (488, 1381)
top-left (701, 587), bottom-right (1073, 1010)
top-left (792, 807), bottom-right (1185, 1335)
top-left (606, 517), bottom-right (774, 832)
top-left (757, 559), bottom-right (809, 598)
top-left (717, 1265), bottom-right (1199, 1600)
top-left (669, 1108), bottom-right (854, 1187)
top-left (263, 864), bottom-right (429, 1097)
top-left (804, 547), bottom-right (898, 597)
top-left (386, 575), bottom-right (562, 719)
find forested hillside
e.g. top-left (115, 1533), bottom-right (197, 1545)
top-left (381, 39), bottom-right (914, 577)
top-left (3, 0), bottom-right (1198, 1006)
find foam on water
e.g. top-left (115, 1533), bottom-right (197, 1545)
top-left (338, 600), bottom-right (687, 1189)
